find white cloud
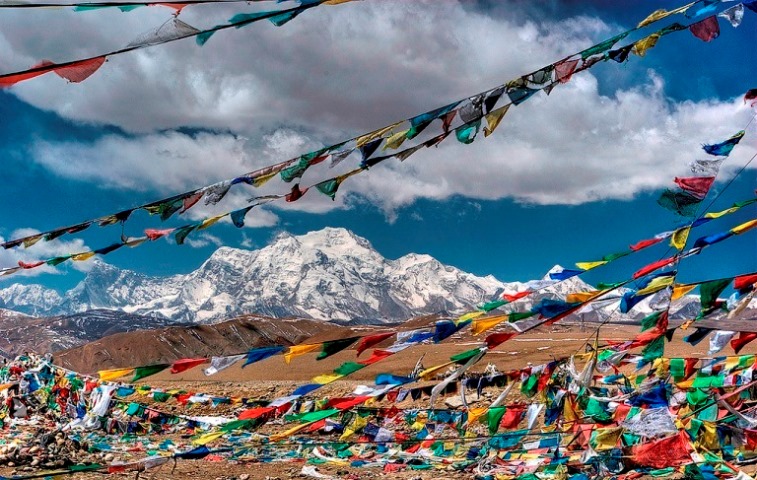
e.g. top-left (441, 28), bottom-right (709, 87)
top-left (0, 228), bottom-right (92, 277)
top-left (184, 232), bottom-right (224, 249)
top-left (6, 0), bottom-right (756, 219)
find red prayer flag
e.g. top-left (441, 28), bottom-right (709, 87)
top-left (144, 228), bottom-right (175, 240)
top-left (485, 332), bottom-right (516, 349)
top-left (628, 331), bottom-right (664, 350)
top-left (359, 349), bottom-right (393, 365)
top-left (731, 332), bottom-right (757, 354)
top-left (633, 256), bottom-right (675, 279)
top-left (0, 60), bottom-right (54, 88)
top-left (745, 429), bottom-right (757, 450)
top-left (18, 260), bottom-right (44, 269)
top-left (502, 290), bottom-right (531, 302)
top-left (689, 15), bottom-right (720, 42)
top-left (674, 176), bottom-right (716, 199)
top-left (745, 89), bottom-right (757, 107)
top-left (554, 58), bottom-right (580, 83)
top-left (54, 56), bottom-right (106, 83)
top-left (285, 184), bottom-right (308, 202)
top-left (631, 431), bottom-right (692, 468)
top-left (181, 191), bottom-right (204, 213)
top-left (238, 407), bottom-right (274, 420)
top-left (327, 396), bottom-right (369, 410)
top-left (500, 405), bottom-right (526, 429)
top-left (355, 332), bottom-right (394, 356)
top-left (170, 358), bottom-right (207, 374)
top-left (154, 2), bottom-right (190, 13)
top-left (630, 237), bottom-right (663, 251)
top-left (734, 273), bottom-right (757, 291)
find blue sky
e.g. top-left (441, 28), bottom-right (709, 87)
top-left (0, 0), bottom-right (755, 294)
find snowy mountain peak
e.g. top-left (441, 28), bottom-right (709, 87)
top-left (0, 228), bottom-right (611, 325)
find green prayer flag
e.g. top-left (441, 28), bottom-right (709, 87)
top-left (686, 388), bottom-right (710, 407)
top-left (280, 158), bottom-right (310, 183)
top-left (450, 348), bottom-right (482, 364)
top-left (487, 406), bottom-right (507, 435)
top-left (602, 251), bottom-right (630, 262)
top-left (334, 362), bottom-right (365, 376)
top-left (596, 281), bottom-right (624, 290)
top-left (46, 255), bottom-right (72, 267)
top-left (152, 392), bottom-right (171, 402)
top-left (287, 408), bottom-right (340, 423)
top-left (315, 179), bottom-right (340, 200)
top-left (657, 189), bottom-right (701, 217)
top-left (508, 311), bottom-right (536, 322)
top-left (455, 120), bottom-right (481, 144)
top-left (317, 337), bottom-right (359, 360)
top-left (699, 278), bottom-right (731, 311)
top-left (480, 299), bottom-right (508, 312)
top-left (669, 358), bottom-right (686, 380)
top-left (132, 364), bottom-right (170, 382)
top-left (220, 419), bottom-right (253, 433)
top-left (580, 32), bottom-right (629, 59)
top-left (642, 335), bottom-right (665, 362)
top-left (521, 374), bottom-right (539, 398)
top-left (640, 311), bottom-right (663, 332)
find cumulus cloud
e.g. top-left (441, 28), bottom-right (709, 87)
top-left (5, 0), bottom-right (756, 220)
top-left (0, 228), bottom-right (92, 277)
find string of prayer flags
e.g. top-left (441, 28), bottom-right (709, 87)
top-left (0, 5), bottom-right (744, 266)
top-left (4, 0), bottom-right (281, 11)
top-left (0, 1), bottom-right (344, 88)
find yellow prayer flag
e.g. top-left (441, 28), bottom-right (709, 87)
top-left (252, 171), bottom-right (277, 187)
top-left (636, 276), bottom-right (674, 296)
top-left (383, 129), bottom-right (409, 150)
top-left (458, 311), bottom-right (485, 323)
top-left (670, 226), bottom-right (691, 250)
top-left (419, 361), bottom-right (455, 380)
top-left (98, 368), bottom-right (135, 382)
top-left (566, 291), bottom-right (601, 304)
top-left (575, 260), bottom-right (607, 271)
top-left (592, 427), bottom-right (623, 451)
top-left (311, 373), bottom-right (343, 385)
top-left (637, 9), bottom-right (670, 28)
top-left (732, 219), bottom-right (757, 235)
top-left (284, 343), bottom-right (321, 364)
top-left (192, 431), bottom-right (225, 446)
top-left (270, 420), bottom-right (318, 441)
top-left (471, 315), bottom-right (508, 335)
top-left (71, 251), bottom-right (96, 261)
top-left (704, 206), bottom-right (739, 219)
top-left (672, 284), bottom-right (697, 300)
top-left (483, 105), bottom-right (510, 137)
top-left (636, 2), bottom-right (694, 28)
top-left (22, 235), bottom-right (43, 248)
top-left (632, 33), bottom-right (660, 57)
top-left (355, 122), bottom-right (402, 148)
top-left (467, 407), bottom-right (488, 426)
top-left (198, 214), bottom-right (226, 230)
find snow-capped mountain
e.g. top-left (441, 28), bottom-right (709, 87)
top-left (0, 227), bottom-right (562, 324)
